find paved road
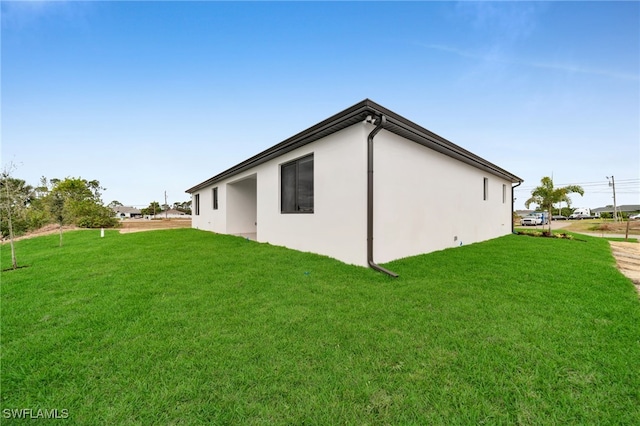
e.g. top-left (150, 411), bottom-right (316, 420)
top-left (517, 220), bottom-right (571, 231)
top-left (520, 220), bottom-right (638, 239)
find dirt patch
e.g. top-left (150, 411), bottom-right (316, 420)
top-left (0, 224), bottom-right (82, 244)
top-left (610, 241), bottom-right (640, 295)
top-left (2, 219), bottom-right (192, 243)
top-left (118, 219), bottom-right (192, 234)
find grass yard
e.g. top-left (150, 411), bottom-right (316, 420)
top-left (1, 229), bottom-right (639, 424)
top-left (560, 218), bottom-right (639, 236)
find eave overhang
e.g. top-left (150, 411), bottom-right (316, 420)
top-left (186, 99), bottom-right (522, 194)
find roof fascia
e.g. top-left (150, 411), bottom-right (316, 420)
top-left (362, 100), bottom-right (522, 183)
top-left (186, 100), bottom-right (373, 193)
top-left (186, 99), bottom-right (521, 193)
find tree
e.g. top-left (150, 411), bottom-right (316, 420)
top-left (173, 200), bottom-right (192, 215)
top-left (141, 201), bottom-right (162, 216)
top-left (49, 191), bottom-right (66, 247)
top-left (0, 176), bottom-right (34, 237)
top-left (45, 177), bottom-right (118, 246)
top-left (108, 200), bottom-right (123, 208)
top-left (0, 164), bottom-right (33, 269)
top-left (24, 180), bottom-right (48, 231)
top-left (525, 177), bottom-right (584, 233)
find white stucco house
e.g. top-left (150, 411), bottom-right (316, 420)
top-left (113, 206), bottom-right (142, 219)
top-left (146, 209), bottom-right (192, 220)
top-left (186, 99), bottom-right (522, 276)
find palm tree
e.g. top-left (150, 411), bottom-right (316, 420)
top-left (525, 177), bottom-right (584, 233)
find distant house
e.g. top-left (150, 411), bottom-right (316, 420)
top-left (113, 206), bottom-right (142, 219)
top-left (515, 210), bottom-right (534, 217)
top-left (147, 209), bottom-right (191, 219)
top-left (186, 99), bottom-right (522, 274)
top-left (593, 205), bottom-right (640, 214)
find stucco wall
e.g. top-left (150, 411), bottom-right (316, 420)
top-left (256, 124), bottom-right (369, 266)
top-left (191, 121), bottom-right (514, 267)
top-left (191, 183), bottom-right (227, 233)
top-left (372, 129), bottom-right (513, 264)
top-left (191, 124), bottom-right (370, 266)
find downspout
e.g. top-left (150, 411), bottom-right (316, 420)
top-left (511, 181), bottom-right (522, 234)
top-left (367, 115), bottom-right (399, 278)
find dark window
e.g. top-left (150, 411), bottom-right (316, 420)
top-left (483, 178), bottom-right (488, 201)
top-left (281, 154), bottom-right (314, 213)
top-left (213, 187), bottom-right (218, 210)
top-left (502, 184), bottom-right (506, 204)
top-left (195, 194), bottom-right (200, 215)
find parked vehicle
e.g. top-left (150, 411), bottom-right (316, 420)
top-left (552, 215), bottom-right (567, 221)
top-left (630, 213), bottom-right (640, 220)
top-left (570, 214), bottom-right (590, 220)
top-left (569, 208), bottom-right (599, 220)
top-left (520, 215), bottom-right (543, 226)
top-left (534, 212), bottom-right (549, 224)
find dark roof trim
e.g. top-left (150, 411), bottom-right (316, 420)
top-left (186, 99), bottom-right (522, 193)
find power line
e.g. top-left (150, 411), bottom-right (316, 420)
top-left (514, 177), bottom-right (640, 208)
top-left (516, 178), bottom-right (639, 192)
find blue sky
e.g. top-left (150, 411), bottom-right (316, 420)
top-left (2, 1), bottom-right (638, 210)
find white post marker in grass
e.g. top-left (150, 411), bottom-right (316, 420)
top-left (101, 228), bottom-right (104, 238)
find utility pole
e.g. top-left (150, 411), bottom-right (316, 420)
top-left (607, 176), bottom-right (618, 222)
top-left (164, 190), bottom-right (168, 219)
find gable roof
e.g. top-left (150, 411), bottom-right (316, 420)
top-left (113, 206), bottom-right (141, 214)
top-left (186, 99), bottom-right (522, 193)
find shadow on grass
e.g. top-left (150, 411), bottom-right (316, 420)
top-left (516, 230), bottom-right (587, 242)
top-left (2, 265), bottom-right (31, 272)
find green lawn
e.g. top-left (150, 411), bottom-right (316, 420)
top-left (2, 229), bottom-right (639, 424)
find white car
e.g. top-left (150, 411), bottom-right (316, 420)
top-left (630, 213), bottom-right (640, 220)
top-left (520, 215), bottom-right (542, 226)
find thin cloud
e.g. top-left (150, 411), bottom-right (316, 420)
top-left (529, 60), bottom-right (639, 82)
top-left (1, 1), bottom-right (90, 30)
top-left (423, 43), bottom-right (639, 82)
top-left (454, 1), bottom-right (542, 44)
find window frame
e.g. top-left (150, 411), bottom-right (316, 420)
top-left (212, 187), bottom-right (218, 210)
top-left (194, 193), bottom-right (200, 215)
top-left (483, 177), bottom-right (489, 201)
top-left (280, 154), bottom-right (314, 214)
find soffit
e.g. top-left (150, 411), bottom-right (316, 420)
top-left (186, 99), bottom-right (522, 193)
